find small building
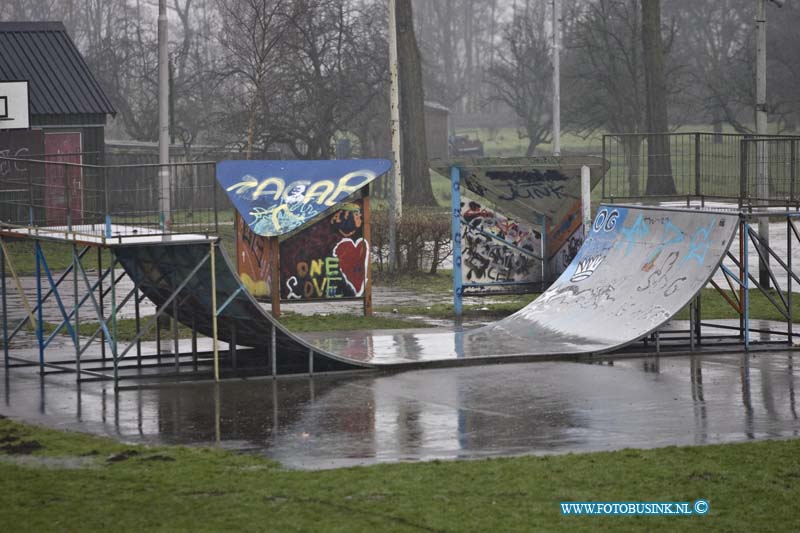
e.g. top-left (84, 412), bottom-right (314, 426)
top-left (0, 21), bottom-right (116, 224)
top-left (0, 21), bottom-right (115, 162)
top-left (424, 101), bottom-right (450, 160)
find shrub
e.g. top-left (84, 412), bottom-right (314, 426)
top-left (371, 207), bottom-right (452, 274)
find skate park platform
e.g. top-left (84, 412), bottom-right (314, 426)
top-left (3, 149), bottom-right (800, 387)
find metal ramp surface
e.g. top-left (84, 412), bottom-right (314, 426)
top-left (114, 205), bottom-right (739, 370)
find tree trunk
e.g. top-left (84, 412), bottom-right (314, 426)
top-left (624, 136), bottom-right (641, 196)
top-left (641, 0), bottom-right (676, 195)
top-left (396, 0), bottom-right (436, 207)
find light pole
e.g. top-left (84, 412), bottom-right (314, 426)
top-left (388, 0), bottom-right (402, 272)
top-left (158, 0), bottom-right (170, 231)
top-left (552, 0), bottom-right (561, 157)
top-left (755, 0), bottom-right (784, 288)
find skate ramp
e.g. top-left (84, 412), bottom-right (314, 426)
top-left (114, 205), bottom-right (739, 369)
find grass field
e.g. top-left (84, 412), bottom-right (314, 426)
top-left (0, 416), bottom-right (798, 531)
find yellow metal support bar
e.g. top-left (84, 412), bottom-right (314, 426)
top-left (0, 239), bottom-right (37, 329)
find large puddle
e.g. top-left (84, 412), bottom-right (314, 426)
top-left (2, 352), bottom-right (799, 469)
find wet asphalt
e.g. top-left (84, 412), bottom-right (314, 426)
top-left (1, 348), bottom-right (798, 470)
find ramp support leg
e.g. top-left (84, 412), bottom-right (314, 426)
top-left (1, 240), bottom-right (7, 370)
top-left (230, 324), bottom-right (237, 370)
top-left (744, 220), bottom-right (751, 350)
top-left (211, 241), bottom-right (220, 382)
top-left (73, 244), bottom-right (80, 380)
top-left (172, 298), bottom-right (179, 374)
top-left (788, 216), bottom-right (793, 344)
top-left (270, 324), bottom-right (277, 378)
top-left (191, 317), bottom-right (198, 372)
top-left (451, 166), bottom-right (463, 317)
top-left (35, 240), bottom-right (44, 374)
top-left (308, 348), bottom-right (314, 377)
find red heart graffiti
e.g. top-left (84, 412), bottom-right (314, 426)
top-left (333, 238), bottom-right (368, 296)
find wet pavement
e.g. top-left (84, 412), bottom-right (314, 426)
top-left (2, 351), bottom-right (799, 470)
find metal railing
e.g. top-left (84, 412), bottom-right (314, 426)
top-left (602, 132), bottom-right (800, 207)
top-left (0, 154), bottom-right (227, 241)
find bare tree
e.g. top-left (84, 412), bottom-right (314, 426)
top-left (217, 0), bottom-right (294, 157)
top-left (641, 0), bottom-right (675, 195)
top-left (396, 0), bottom-right (435, 206)
top-left (485, 4), bottom-right (552, 156)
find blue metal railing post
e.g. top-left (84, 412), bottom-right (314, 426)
top-left (451, 166), bottom-right (463, 317)
top-left (35, 240), bottom-right (44, 373)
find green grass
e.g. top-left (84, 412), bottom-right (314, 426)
top-left (0, 416), bottom-right (798, 531)
top-left (39, 313), bottom-right (433, 344)
top-left (42, 318), bottom-right (194, 343)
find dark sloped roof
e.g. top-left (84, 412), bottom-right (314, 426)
top-left (0, 21), bottom-right (115, 116)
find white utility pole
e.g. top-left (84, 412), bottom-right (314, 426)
top-left (755, 0), bottom-right (784, 288)
top-left (388, 0), bottom-right (403, 272)
top-left (552, 0), bottom-right (561, 156)
top-left (158, 0), bottom-right (171, 231)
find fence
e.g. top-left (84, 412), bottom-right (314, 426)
top-left (602, 132), bottom-right (800, 206)
top-left (0, 154), bottom-right (224, 239)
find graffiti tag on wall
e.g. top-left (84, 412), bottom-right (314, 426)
top-left (460, 196), bottom-right (541, 289)
top-left (281, 200), bottom-right (368, 299)
top-left (217, 159), bottom-right (390, 237)
top-left (237, 213), bottom-right (271, 297)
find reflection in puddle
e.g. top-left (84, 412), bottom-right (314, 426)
top-left (2, 354), bottom-right (800, 470)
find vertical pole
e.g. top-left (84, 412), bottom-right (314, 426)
top-left (450, 166), bottom-right (462, 317)
top-left (98, 248), bottom-right (106, 363)
top-left (308, 348), bottom-right (314, 377)
top-left (111, 254), bottom-right (118, 385)
top-left (552, 0), bottom-right (561, 156)
top-left (27, 166), bottom-right (34, 228)
top-left (172, 297), bottom-right (179, 373)
top-left (694, 132), bottom-right (701, 198)
top-left (103, 166), bottom-right (111, 239)
top-left (269, 237), bottom-right (281, 317)
top-left (581, 165), bottom-right (591, 238)
top-left (210, 241), bottom-right (220, 382)
top-left (696, 293), bottom-right (702, 345)
top-left (212, 169), bottom-right (219, 234)
top-left (740, 138), bottom-right (748, 209)
top-left (744, 221), bottom-right (751, 350)
top-left (739, 220), bottom-right (746, 340)
top-left (64, 161), bottom-right (72, 233)
top-left (541, 215), bottom-right (549, 284)
top-left (788, 216), bottom-right (793, 343)
top-left (387, 0), bottom-right (402, 272)
top-left (73, 245), bottom-right (80, 380)
top-left (362, 186), bottom-right (373, 317)
top-left (1, 240), bottom-right (8, 369)
top-left (230, 324), bottom-right (237, 370)
top-left (270, 324), bottom-right (277, 378)
top-left (191, 316), bottom-right (198, 372)
top-left (134, 286), bottom-right (141, 366)
top-left (158, 0), bottom-right (171, 230)
top-left (601, 136), bottom-right (607, 200)
top-left (791, 139), bottom-right (797, 204)
top-left (756, 0), bottom-right (770, 288)
top-left (156, 306), bottom-right (162, 365)
top-left (689, 302), bottom-right (695, 352)
top-left (35, 241), bottom-right (44, 374)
